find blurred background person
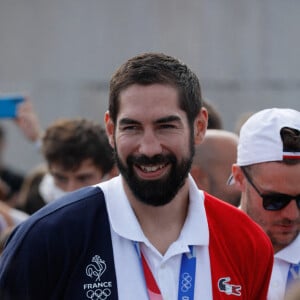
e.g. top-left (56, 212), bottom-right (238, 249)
top-left (13, 100), bottom-right (118, 210)
top-left (39, 118), bottom-right (118, 202)
top-left (202, 98), bottom-right (223, 130)
top-left (191, 129), bottom-right (240, 206)
top-left (0, 124), bottom-right (24, 208)
top-left (17, 164), bottom-right (47, 215)
top-left (15, 99), bottom-right (44, 146)
top-left (231, 108), bottom-right (300, 300)
top-left (0, 199), bottom-right (28, 255)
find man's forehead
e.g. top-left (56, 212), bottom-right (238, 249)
top-left (118, 83), bottom-right (179, 106)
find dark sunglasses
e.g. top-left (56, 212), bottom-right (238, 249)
top-left (241, 167), bottom-right (300, 211)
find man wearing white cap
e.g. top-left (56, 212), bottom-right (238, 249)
top-left (230, 108), bottom-right (300, 300)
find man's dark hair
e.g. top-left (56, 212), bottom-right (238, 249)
top-left (42, 118), bottom-right (115, 173)
top-left (202, 99), bottom-right (223, 129)
top-left (109, 52), bottom-right (203, 128)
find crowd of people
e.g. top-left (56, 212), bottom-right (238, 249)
top-left (0, 52), bottom-right (299, 300)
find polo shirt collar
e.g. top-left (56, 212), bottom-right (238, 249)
top-left (99, 174), bottom-right (209, 249)
top-left (275, 234), bottom-right (300, 264)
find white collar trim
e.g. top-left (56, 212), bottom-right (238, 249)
top-left (97, 174), bottom-right (209, 249)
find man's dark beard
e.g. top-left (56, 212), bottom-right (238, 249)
top-left (115, 147), bottom-right (194, 206)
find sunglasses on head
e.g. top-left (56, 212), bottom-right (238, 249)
top-left (241, 167), bottom-right (300, 211)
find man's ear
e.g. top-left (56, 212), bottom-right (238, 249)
top-left (104, 111), bottom-right (115, 148)
top-left (194, 107), bottom-right (208, 145)
top-left (231, 164), bottom-right (246, 192)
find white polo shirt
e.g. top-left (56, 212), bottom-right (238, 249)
top-left (99, 174), bottom-right (212, 300)
top-left (268, 234), bottom-right (300, 300)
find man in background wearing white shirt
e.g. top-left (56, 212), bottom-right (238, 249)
top-left (230, 108), bottom-right (300, 300)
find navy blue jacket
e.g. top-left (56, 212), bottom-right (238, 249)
top-left (0, 186), bottom-right (118, 300)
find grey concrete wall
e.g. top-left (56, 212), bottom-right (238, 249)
top-left (1, 0), bottom-right (300, 173)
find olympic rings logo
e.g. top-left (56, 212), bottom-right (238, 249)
top-left (86, 288), bottom-right (111, 300)
top-left (180, 272), bottom-right (192, 292)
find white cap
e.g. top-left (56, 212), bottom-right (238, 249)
top-left (237, 108), bottom-right (300, 166)
top-left (228, 108), bottom-right (300, 184)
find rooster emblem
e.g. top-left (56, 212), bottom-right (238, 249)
top-left (86, 255), bottom-right (107, 281)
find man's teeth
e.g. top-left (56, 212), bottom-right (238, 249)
top-left (140, 164), bottom-right (165, 172)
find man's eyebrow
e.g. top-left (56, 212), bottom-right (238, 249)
top-left (119, 118), bottom-right (140, 125)
top-left (51, 171), bottom-right (66, 178)
top-left (118, 115), bottom-right (181, 126)
top-left (155, 115), bottom-right (181, 124)
top-left (76, 173), bottom-right (94, 178)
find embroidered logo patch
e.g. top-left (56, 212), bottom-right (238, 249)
top-left (218, 277), bottom-right (241, 296)
top-left (86, 255), bottom-right (107, 281)
top-left (83, 255), bottom-right (112, 300)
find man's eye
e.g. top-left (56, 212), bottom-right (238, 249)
top-left (160, 124), bottom-right (176, 129)
top-left (122, 125), bottom-right (139, 131)
top-left (54, 176), bottom-right (67, 183)
top-left (78, 176), bottom-right (92, 183)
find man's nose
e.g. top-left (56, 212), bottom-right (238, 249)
top-left (138, 130), bottom-right (163, 157)
top-left (64, 180), bottom-right (81, 192)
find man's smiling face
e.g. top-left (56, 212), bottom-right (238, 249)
top-left (107, 83), bottom-right (195, 206)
